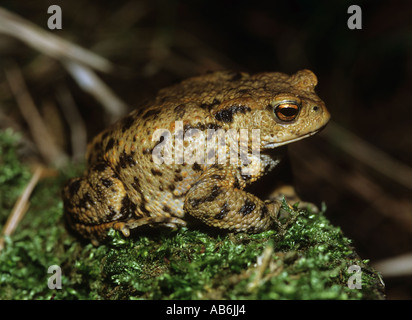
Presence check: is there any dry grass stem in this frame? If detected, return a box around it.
[5,63,68,167]
[247,243,274,292]
[291,142,412,234]
[323,122,412,192]
[0,7,112,73]
[63,61,128,119]
[56,85,87,162]
[0,6,128,119]
[372,252,412,277]
[0,165,44,251]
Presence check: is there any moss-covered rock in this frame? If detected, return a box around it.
[0,129,385,299]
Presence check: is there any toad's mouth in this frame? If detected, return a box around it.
[263,127,324,149]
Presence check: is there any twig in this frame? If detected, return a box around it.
[63,60,127,119]
[290,141,412,234]
[0,6,112,73]
[56,85,87,162]
[0,166,44,252]
[372,252,412,277]
[247,244,274,292]
[322,121,412,192]
[4,62,68,167]
[0,6,128,119]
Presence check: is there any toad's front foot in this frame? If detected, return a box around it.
[184,167,287,233]
[113,216,187,238]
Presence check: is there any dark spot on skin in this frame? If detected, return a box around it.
[206,123,222,130]
[117,158,126,170]
[121,115,135,133]
[238,88,251,95]
[204,186,221,202]
[163,205,172,214]
[238,199,256,216]
[196,123,206,131]
[211,174,223,180]
[233,176,241,189]
[101,178,113,188]
[189,184,222,208]
[214,202,230,220]
[214,105,251,123]
[159,185,164,191]
[142,108,160,119]
[105,138,115,153]
[79,192,93,208]
[107,206,117,220]
[183,124,194,133]
[151,168,163,176]
[131,176,140,191]
[168,184,175,191]
[260,205,268,219]
[126,153,136,166]
[200,98,220,111]
[120,196,136,218]
[174,104,186,118]
[118,151,136,169]
[68,179,81,196]
[192,163,202,172]
[174,173,183,182]
[214,109,233,123]
[189,198,202,208]
[140,202,150,215]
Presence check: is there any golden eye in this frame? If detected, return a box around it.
[274,102,300,122]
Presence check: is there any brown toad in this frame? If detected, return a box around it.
[62,70,330,245]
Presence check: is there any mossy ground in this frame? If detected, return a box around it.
[0,129,385,300]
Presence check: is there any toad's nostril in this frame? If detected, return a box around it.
[313,106,319,112]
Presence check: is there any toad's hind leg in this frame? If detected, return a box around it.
[184,167,281,233]
[62,162,185,245]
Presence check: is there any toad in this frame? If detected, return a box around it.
[62,70,330,245]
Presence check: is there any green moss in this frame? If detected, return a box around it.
[0,129,385,300]
[0,129,31,224]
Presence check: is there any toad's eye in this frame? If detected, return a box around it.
[274,102,300,122]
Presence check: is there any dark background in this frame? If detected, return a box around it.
[1,0,411,299]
